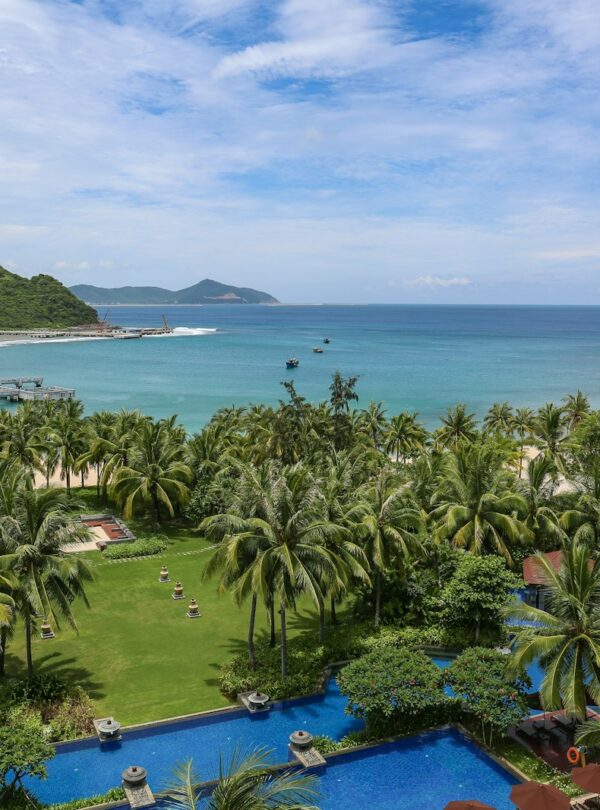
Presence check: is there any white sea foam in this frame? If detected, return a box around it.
[0,336,108,349]
[145,327,218,337]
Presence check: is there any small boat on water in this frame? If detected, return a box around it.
[323,337,330,344]
[286,358,299,369]
[313,347,324,354]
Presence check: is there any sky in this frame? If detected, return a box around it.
[0,0,599,304]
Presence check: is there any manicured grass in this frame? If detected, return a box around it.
[5,521,320,725]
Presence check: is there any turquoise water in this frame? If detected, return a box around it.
[2,305,600,431]
[26,678,362,805]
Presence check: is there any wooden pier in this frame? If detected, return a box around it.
[0,377,75,402]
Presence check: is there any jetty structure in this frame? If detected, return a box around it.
[0,377,75,402]
[0,315,173,342]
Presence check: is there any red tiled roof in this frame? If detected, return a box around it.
[522,551,565,586]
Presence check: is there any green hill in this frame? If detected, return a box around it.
[0,266,98,329]
[70,278,278,305]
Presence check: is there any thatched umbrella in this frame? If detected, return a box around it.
[445,801,496,810]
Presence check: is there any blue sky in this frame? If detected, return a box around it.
[0,0,599,303]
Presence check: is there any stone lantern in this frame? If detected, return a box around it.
[40,618,55,639]
[159,565,170,583]
[172,581,184,600]
[187,598,201,618]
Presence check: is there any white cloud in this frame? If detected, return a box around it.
[0,0,598,302]
[406,275,472,289]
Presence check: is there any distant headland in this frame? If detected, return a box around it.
[70,278,279,305]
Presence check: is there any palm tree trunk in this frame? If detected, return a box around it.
[374,570,382,627]
[248,593,257,670]
[269,601,276,647]
[151,489,161,524]
[0,627,6,678]
[319,604,325,643]
[81,470,85,488]
[96,464,101,499]
[25,617,33,678]
[475,614,481,643]
[280,600,287,679]
[330,596,337,625]
[65,467,71,496]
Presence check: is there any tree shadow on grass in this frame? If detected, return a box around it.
[5,650,105,700]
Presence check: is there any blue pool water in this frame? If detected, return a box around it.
[317,728,518,810]
[27,678,362,805]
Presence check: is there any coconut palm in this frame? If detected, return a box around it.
[208,464,344,677]
[314,456,371,632]
[359,402,388,449]
[563,391,591,432]
[350,467,424,626]
[484,402,514,437]
[431,442,532,564]
[111,422,192,523]
[518,456,565,549]
[532,403,568,472]
[161,748,319,810]
[512,407,535,477]
[436,404,478,449]
[385,412,427,463]
[46,407,86,495]
[506,544,600,720]
[0,488,93,676]
[561,493,600,548]
[0,409,43,480]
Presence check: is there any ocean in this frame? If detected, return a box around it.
[1,304,600,433]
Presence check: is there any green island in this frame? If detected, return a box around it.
[0,267,98,330]
[1,379,600,808]
[70,278,278,305]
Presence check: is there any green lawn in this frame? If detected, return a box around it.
[5,522,320,725]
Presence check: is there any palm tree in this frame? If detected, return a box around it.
[484,402,514,437]
[359,402,387,449]
[532,403,568,472]
[561,493,600,548]
[350,468,424,626]
[512,407,535,477]
[46,407,86,495]
[436,404,478,449]
[431,443,531,564]
[111,423,192,523]
[518,456,565,549]
[506,544,600,720]
[385,412,427,463]
[563,391,590,432]
[206,465,343,677]
[161,748,318,810]
[315,455,371,632]
[201,463,274,669]
[0,409,43,480]
[0,488,93,676]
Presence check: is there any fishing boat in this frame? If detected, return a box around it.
[313,347,324,354]
[323,337,330,344]
[286,358,299,369]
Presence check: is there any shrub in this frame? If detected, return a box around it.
[5,674,69,705]
[47,688,95,741]
[338,647,448,736]
[103,535,168,559]
[47,787,126,810]
[446,647,530,746]
[0,707,54,794]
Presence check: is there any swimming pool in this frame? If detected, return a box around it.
[26,678,363,805]
[318,728,518,810]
